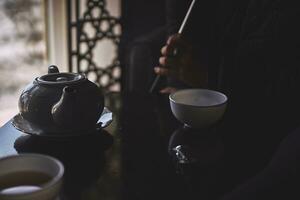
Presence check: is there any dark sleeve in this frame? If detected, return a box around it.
[236,0,300,97]
[231,0,300,144]
[219,0,300,186]
[236,0,300,94]
[221,127,300,200]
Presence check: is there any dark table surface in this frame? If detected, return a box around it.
[0,92,228,200]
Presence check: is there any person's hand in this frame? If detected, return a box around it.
[159,86,178,94]
[154,34,207,88]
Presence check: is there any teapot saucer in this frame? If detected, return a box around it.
[11,107,113,138]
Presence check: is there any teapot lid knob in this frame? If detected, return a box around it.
[48,65,59,74]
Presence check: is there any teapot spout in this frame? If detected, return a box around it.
[51,86,76,128]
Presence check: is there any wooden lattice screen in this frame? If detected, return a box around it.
[67,0,121,91]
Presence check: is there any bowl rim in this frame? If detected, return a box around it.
[169,88,228,108]
[0,153,64,197]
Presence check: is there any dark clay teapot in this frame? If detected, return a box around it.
[17,65,104,134]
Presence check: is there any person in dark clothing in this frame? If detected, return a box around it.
[156,0,300,195]
[221,127,300,200]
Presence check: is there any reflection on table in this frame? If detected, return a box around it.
[0,92,229,200]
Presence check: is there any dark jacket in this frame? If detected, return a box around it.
[167,0,300,187]
[222,127,300,200]
[216,0,300,184]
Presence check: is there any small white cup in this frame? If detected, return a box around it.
[0,153,64,200]
[169,89,228,129]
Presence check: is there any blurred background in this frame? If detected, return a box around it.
[0,0,46,125]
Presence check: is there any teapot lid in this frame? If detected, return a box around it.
[37,73,86,85]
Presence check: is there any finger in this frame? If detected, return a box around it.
[159,87,178,94]
[166,34,181,45]
[161,45,168,56]
[154,67,169,76]
[166,34,189,54]
[154,66,180,78]
[159,57,167,67]
[159,57,178,68]
[161,45,178,56]
[166,35,181,55]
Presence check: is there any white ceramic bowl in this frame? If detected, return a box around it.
[0,154,64,200]
[169,89,228,129]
